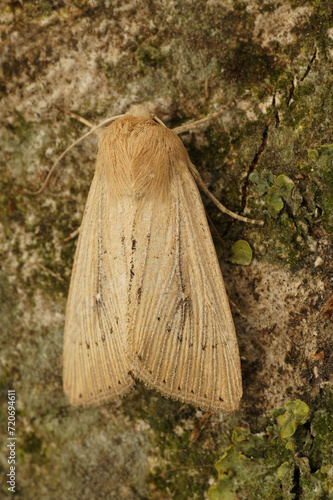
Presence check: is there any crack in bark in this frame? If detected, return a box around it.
[229,47,317,215]
[287,47,317,107]
[241,46,318,210]
[291,464,301,499]
[241,117,272,211]
[300,46,318,82]
[272,92,280,128]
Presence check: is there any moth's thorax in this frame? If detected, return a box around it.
[97,115,189,200]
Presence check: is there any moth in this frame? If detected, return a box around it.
[49,105,260,413]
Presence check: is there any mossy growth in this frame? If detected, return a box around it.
[249,170,297,216]
[136,395,223,500]
[208,394,333,500]
[297,144,333,234]
[250,143,333,239]
[134,38,166,72]
[248,166,321,268]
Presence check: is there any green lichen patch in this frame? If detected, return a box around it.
[279,400,310,441]
[267,175,295,212]
[250,170,296,214]
[209,445,247,500]
[208,395,333,500]
[297,143,333,234]
[248,169,275,197]
[228,240,253,266]
[247,162,331,268]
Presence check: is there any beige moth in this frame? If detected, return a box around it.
[62,104,246,413]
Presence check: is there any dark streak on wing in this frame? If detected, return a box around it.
[96,194,113,338]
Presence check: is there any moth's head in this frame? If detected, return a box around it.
[127,104,152,120]
[97,104,189,202]
[94,105,153,139]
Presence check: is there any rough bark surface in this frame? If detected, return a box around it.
[0,1,332,499]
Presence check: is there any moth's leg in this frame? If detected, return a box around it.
[229,298,246,319]
[37,263,65,282]
[190,412,212,442]
[63,227,81,243]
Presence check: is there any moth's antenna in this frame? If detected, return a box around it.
[170,108,263,226]
[189,163,264,226]
[27,114,124,195]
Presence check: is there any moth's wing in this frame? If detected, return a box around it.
[127,166,242,413]
[63,167,134,406]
